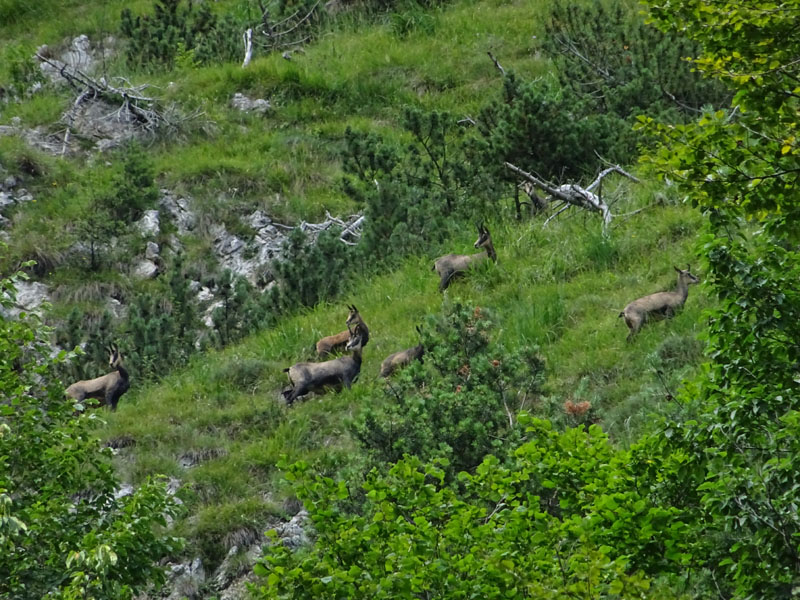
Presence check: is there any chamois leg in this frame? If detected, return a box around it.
[624,315,641,343]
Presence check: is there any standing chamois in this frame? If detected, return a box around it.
[315,305,369,356]
[283,323,366,405]
[433,223,497,292]
[65,345,130,411]
[379,326,424,378]
[620,265,700,342]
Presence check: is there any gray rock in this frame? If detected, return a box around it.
[168,558,205,600]
[114,484,135,500]
[212,543,264,592]
[0,192,13,212]
[145,241,160,260]
[231,93,271,115]
[196,286,214,303]
[247,209,272,230]
[132,259,159,280]
[15,281,50,313]
[212,224,245,256]
[105,297,127,319]
[3,175,18,190]
[159,190,195,234]
[203,300,224,328]
[14,189,33,205]
[137,209,160,237]
[274,510,310,550]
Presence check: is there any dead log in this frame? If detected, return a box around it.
[35,53,188,135]
[504,161,640,232]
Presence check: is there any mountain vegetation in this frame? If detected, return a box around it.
[1,0,798,598]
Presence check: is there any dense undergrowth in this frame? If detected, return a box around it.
[100,199,707,569]
[9,0,798,598]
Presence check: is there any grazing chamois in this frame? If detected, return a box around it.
[433,223,497,292]
[315,304,370,356]
[379,326,424,378]
[620,265,700,342]
[65,345,130,411]
[283,323,366,405]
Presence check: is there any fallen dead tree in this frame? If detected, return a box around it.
[272,211,364,246]
[35,53,196,143]
[505,161,641,232]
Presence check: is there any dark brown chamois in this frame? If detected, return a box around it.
[284,323,366,405]
[432,223,497,292]
[379,326,424,378]
[619,265,700,342]
[315,304,370,356]
[65,345,130,411]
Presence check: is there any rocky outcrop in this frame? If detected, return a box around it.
[231,93,271,115]
[159,190,196,235]
[0,280,51,319]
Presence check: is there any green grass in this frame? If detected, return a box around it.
[1,0,712,573]
[98,197,708,568]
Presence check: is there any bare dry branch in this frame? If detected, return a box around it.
[487,51,506,76]
[505,161,640,232]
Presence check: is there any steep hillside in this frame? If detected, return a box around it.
[1,0,718,597]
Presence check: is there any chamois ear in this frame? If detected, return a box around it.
[351,304,358,313]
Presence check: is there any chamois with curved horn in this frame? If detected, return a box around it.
[619,264,700,342]
[315,304,370,356]
[65,344,130,411]
[284,323,366,405]
[379,326,424,378]
[432,223,497,292]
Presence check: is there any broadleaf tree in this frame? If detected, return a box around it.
[0,267,183,600]
[638,1,800,596]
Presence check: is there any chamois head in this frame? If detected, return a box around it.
[108,344,123,369]
[674,264,700,286]
[345,305,360,331]
[474,223,491,250]
[345,322,366,352]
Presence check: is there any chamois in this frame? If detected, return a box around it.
[283,323,366,405]
[433,223,497,292]
[379,326,424,378]
[315,304,369,356]
[620,265,700,342]
[65,345,130,411]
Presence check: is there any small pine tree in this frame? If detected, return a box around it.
[99,142,159,223]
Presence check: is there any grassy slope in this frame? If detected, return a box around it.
[102,196,707,566]
[2,0,709,573]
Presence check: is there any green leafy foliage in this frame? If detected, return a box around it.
[0,268,182,600]
[254,418,691,599]
[638,1,800,596]
[352,303,544,478]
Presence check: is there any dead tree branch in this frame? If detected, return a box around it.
[487,51,506,76]
[242,28,254,67]
[272,212,364,246]
[35,53,177,134]
[504,161,640,232]
[251,0,321,55]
